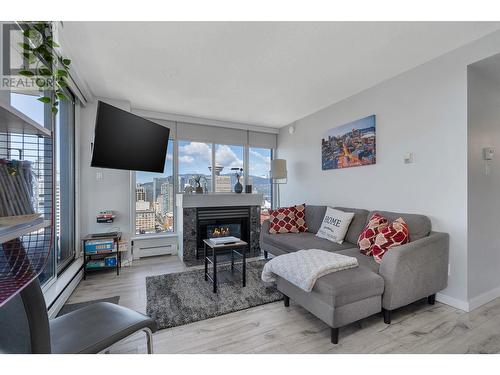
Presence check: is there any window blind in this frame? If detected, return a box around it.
[176,121,277,148]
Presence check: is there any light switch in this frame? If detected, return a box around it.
[404,153,414,164]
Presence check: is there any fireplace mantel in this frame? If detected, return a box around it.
[176,193,263,209]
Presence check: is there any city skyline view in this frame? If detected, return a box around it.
[137,142,271,184]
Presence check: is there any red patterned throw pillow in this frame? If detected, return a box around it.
[269,207,299,234]
[293,203,308,232]
[358,213,389,256]
[371,218,410,263]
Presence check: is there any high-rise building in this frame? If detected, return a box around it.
[135,210,155,234]
[136,200,150,211]
[136,185,146,201]
[160,182,174,215]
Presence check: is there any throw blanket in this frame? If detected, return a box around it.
[261,249,358,292]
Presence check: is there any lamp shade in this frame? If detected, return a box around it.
[270,159,287,180]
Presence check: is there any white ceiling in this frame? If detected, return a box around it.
[62,22,500,128]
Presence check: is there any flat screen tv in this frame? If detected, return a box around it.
[91,101,170,173]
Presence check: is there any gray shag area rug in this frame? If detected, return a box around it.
[146,260,282,330]
[57,296,120,317]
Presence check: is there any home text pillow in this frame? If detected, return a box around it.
[293,203,308,232]
[316,207,355,244]
[358,213,389,256]
[269,207,299,234]
[371,218,410,263]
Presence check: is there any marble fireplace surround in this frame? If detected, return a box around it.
[176,193,264,264]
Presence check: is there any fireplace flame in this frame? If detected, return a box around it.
[212,227,230,237]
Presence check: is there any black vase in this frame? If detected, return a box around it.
[234,180,243,194]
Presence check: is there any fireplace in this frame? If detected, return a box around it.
[196,207,250,258]
[178,193,263,264]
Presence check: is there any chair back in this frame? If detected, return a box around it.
[0,278,51,353]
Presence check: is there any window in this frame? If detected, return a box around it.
[9,91,55,285]
[134,138,274,233]
[55,91,76,273]
[178,141,212,193]
[135,139,174,234]
[249,147,272,223]
[214,144,244,192]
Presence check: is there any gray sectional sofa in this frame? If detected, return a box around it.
[260,205,449,344]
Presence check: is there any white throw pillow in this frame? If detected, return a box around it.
[316,207,355,244]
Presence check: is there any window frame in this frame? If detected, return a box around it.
[55,89,76,275]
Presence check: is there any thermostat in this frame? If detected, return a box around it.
[483,147,495,160]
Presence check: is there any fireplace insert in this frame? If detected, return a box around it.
[196,207,250,258]
[206,223,242,239]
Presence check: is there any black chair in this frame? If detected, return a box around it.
[0,278,157,354]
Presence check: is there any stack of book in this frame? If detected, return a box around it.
[84,239,115,254]
[209,236,240,245]
[96,210,116,223]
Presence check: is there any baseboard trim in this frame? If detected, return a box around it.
[436,292,469,312]
[468,285,500,312]
[47,269,83,318]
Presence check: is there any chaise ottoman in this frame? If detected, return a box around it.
[276,265,384,344]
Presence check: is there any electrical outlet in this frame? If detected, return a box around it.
[404,152,414,164]
[96,170,103,181]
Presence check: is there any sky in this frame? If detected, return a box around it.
[137,141,271,184]
[323,115,376,139]
[11,92,45,125]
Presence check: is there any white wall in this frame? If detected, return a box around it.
[79,98,132,241]
[467,60,500,307]
[278,30,500,309]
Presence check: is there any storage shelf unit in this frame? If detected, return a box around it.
[82,233,122,279]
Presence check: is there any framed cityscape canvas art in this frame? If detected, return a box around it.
[321,115,376,170]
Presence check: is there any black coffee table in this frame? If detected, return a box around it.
[203,238,248,293]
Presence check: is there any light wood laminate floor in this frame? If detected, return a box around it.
[67,255,500,354]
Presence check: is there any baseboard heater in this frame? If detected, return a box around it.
[132,237,177,259]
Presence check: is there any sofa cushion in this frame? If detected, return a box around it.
[369,210,431,242]
[269,207,299,234]
[316,207,355,244]
[337,248,380,273]
[334,207,370,244]
[358,213,389,255]
[371,218,409,263]
[294,203,308,232]
[305,205,327,234]
[312,265,384,307]
[262,231,355,253]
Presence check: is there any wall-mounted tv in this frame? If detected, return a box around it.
[91,101,170,173]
